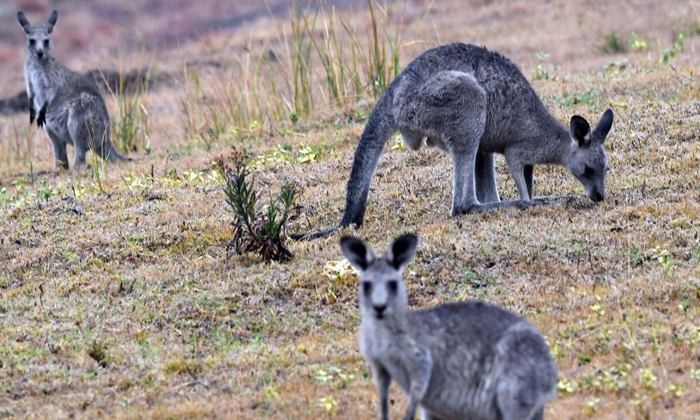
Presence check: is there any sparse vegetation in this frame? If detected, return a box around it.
[533,51,551,81]
[109,67,151,154]
[659,32,686,64]
[223,154,301,262]
[601,33,627,54]
[180,0,401,143]
[628,32,648,51]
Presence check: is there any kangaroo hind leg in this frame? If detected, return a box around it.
[404,71,488,216]
[524,165,534,200]
[475,153,500,203]
[68,113,107,168]
[47,128,69,171]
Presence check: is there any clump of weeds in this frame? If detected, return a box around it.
[223,153,301,262]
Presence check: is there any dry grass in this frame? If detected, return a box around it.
[1,0,700,419]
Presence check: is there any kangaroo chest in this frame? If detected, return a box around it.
[360,324,414,392]
[26,63,59,108]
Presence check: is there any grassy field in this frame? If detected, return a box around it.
[1,0,700,419]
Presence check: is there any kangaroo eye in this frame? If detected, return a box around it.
[362,282,372,295]
[43,39,49,47]
[29,39,36,46]
[584,166,595,177]
[387,281,398,293]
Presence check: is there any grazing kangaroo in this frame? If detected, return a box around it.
[18,10,131,170]
[341,234,558,420]
[293,43,614,240]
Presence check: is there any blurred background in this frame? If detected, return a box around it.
[0,0,354,63]
[2,0,698,70]
[1,0,699,171]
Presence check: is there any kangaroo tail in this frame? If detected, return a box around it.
[75,98,134,164]
[289,227,338,242]
[104,147,133,162]
[338,90,398,228]
[291,84,399,242]
[99,126,133,163]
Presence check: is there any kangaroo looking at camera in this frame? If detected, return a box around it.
[341,234,558,420]
[18,10,131,170]
[293,43,614,240]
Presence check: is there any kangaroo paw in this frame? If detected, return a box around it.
[36,102,48,129]
[29,107,36,125]
[451,204,481,216]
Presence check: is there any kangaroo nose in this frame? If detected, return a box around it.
[37,51,44,58]
[373,305,386,317]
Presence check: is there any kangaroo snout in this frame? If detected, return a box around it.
[37,50,44,58]
[589,190,604,202]
[373,304,386,318]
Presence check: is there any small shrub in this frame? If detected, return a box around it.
[318,396,337,417]
[224,155,301,262]
[533,52,550,81]
[558,90,603,108]
[391,136,406,151]
[605,58,628,73]
[583,397,601,415]
[87,339,109,368]
[601,33,627,54]
[664,383,686,397]
[37,181,55,202]
[659,32,685,65]
[0,186,10,203]
[628,32,648,51]
[557,378,574,395]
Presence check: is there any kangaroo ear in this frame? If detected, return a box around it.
[570,115,591,148]
[46,10,58,33]
[593,109,614,144]
[386,234,418,271]
[18,11,32,33]
[340,237,374,272]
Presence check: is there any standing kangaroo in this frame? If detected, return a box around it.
[18,10,130,170]
[341,234,558,420]
[294,43,614,239]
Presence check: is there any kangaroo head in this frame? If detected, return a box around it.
[567,109,614,202]
[340,234,418,320]
[17,10,58,60]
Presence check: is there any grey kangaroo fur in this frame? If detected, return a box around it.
[341,234,558,420]
[294,43,614,240]
[18,10,131,170]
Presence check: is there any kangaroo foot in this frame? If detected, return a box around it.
[290,227,338,241]
[454,200,537,215]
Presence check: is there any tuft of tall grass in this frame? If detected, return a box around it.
[179,0,404,148]
[88,118,107,195]
[291,7,315,117]
[106,67,151,155]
